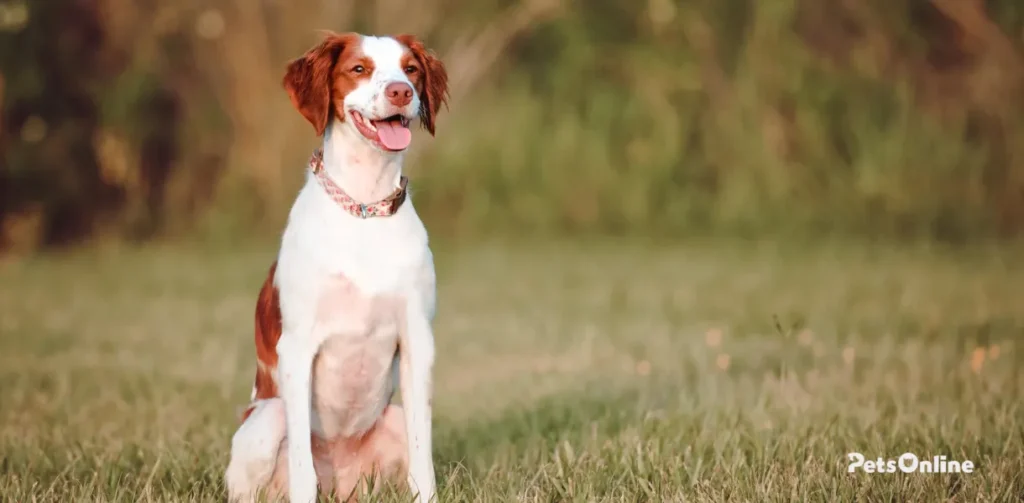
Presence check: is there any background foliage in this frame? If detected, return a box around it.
[2,0,1024,251]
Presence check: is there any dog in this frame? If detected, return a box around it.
[224,32,448,503]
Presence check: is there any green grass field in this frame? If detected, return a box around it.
[1,240,1022,502]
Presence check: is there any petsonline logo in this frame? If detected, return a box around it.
[847,452,976,474]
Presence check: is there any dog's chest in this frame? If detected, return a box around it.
[309,273,403,438]
[277,187,431,438]
[305,236,419,439]
[335,244,412,295]
[310,210,426,296]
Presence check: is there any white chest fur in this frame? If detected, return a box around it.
[283,177,427,287]
[273,176,433,439]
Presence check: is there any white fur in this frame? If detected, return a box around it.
[224,399,287,501]
[226,35,437,503]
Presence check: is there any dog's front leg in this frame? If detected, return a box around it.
[400,295,437,503]
[278,333,319,503]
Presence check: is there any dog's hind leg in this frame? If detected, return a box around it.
[225,398,287,502]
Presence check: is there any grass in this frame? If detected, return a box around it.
[0,239,1022,502]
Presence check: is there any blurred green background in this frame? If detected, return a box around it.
[2,0,1024,252]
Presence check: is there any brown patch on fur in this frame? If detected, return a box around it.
[253,262,282,401]
[395,35,449,135]
[332,52,375,116]
[282,32,365,136]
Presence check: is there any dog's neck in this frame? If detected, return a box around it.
[320,120,405,204]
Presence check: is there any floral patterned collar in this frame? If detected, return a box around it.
[308,148,409,219]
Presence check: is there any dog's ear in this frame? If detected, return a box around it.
[283,32,354,136]
[395,34,449,136]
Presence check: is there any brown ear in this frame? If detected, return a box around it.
[396,34,449,136]
[282,33,353,136]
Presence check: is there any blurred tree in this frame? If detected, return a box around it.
[1,0,1023,249]
[0,0,123,250]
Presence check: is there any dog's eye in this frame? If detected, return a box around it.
[352,65,365,74]
[404,66,418,75]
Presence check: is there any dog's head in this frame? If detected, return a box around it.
[283,32,449,152]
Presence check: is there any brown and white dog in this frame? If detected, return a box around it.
[224,32,448,503]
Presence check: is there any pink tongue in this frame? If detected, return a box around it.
[375,120,411,150]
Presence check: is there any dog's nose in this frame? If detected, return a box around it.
[385,82,413,107]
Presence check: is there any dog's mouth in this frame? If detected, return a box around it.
[350,111,412,152]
